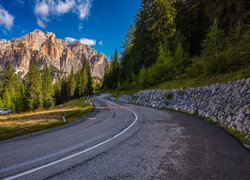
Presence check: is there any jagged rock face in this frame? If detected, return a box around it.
[0,29,108,79]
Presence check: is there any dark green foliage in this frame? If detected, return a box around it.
[25,60,44,111]
[165,92,173,100]
[54,81,62,105]
[0,98,3,108]
[103,50,120,89]
[102,0,250,91]
[174,0,249,56]
[42,66,55,108]
[205,0,250,32]
[173,41,185,76]
[15,81,26,112]
[0,63,21,112]
[93,78,103,92]
[83,59,94,95]
[137,45,175,88]
[0,59,94,112]
[68,68,76,98]
[174,0,209,55]
[187,21,250,77]
[119,25,135,84]
[54,59,93,104]
[201,20,226,75]
[132,0,176,70]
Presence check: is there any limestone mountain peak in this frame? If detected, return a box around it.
[0,30,108,80]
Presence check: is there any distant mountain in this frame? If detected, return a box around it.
[0,29,108,79]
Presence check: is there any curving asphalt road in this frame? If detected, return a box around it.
[0,94,250,180]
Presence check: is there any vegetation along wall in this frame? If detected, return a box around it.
[112,78,250,136]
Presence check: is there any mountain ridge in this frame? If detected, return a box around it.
[0,29,108,79]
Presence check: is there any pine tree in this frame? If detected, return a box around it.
[3,87,13,109]
[111,50,120,89]
[154,44,174,82]
[203,20,224,57]
[68,67,76,98]
[120,25,135,84]
[132,0,176,70]
[2,63,18,111]
[83,59,93,95]
[205,0,249,32]
[104,50,120,89]
[54,81,62,105]
[151,0,176,46]
[132,0,154,70]
[15,80,26,112]
[25,60,43,111]
[0,98,3,108]
[60,77,70,103]
[42,66,55,108]
[201,20,225,75]
[173,41,185,76]
[102,65,111,89]
[174,0,210,56]
[78,65,85,97]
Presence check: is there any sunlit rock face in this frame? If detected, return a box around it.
[0,29,108,79]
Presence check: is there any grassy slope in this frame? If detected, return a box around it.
[112,66,250,97]
[150,66,250,90]
[0,97,93,141]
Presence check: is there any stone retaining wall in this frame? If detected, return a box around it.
[111,78,250,136]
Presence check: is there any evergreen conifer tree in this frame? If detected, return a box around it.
[68,67,76,98]
[2,63,18,111]
[42,66,55,108]
[83,59,93,95]
[25,60,43,111]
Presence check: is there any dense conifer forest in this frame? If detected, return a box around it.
[103,0,250,90]
[0,59,93,112]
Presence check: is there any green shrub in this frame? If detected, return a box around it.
[187,57,205,78]
[165,92,173,100]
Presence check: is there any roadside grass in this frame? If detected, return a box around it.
[150,66,250,90]
[207,119,250,147]
[111,66,250,97]
[0,97,93,141]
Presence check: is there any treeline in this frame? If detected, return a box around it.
[0,59,93,112]
[103,0,250,90]
[54,59,93,105]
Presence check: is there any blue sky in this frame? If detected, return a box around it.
[0,0,141,59]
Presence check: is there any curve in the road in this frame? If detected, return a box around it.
[4,96,138,180]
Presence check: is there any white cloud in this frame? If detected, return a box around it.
[35,2,49,28]
[56,0,75,15]
[78,23,84,31]
[34,0,92,28]
[37,19,47,28]
[65,37,77,43]
[99,41,103,46]
[65,36,96,46]
[35,2,49,18]
[77,0,92,20]
[80,38,96,46]
[0,7,14,30]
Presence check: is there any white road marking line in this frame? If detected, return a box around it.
[4,96,138,180]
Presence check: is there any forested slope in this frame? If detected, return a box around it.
[103,0,250,90]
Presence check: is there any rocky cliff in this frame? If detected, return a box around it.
[0,29,108,79]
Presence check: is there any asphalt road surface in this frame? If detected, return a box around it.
[0,94,250,180]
